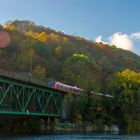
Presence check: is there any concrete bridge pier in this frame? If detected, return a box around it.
[42,117,55,132]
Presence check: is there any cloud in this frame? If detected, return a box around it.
[95,36,102,43]
[95,32,135,51]
[130,32,140,40]
[95,35,108,44]
[109,32,134,51]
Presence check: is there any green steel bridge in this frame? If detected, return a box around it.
[0,72,66,117]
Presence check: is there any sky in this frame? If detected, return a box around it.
[0,0,140,55]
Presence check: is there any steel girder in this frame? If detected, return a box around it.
[0,76,64,117]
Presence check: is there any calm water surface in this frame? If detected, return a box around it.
[1,133,140,140]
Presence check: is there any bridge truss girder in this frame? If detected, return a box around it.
[0,77,64,117]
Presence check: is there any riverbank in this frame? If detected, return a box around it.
[40,120,119,135]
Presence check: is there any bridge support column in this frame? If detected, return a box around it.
[47,117,51,131]
[43,117,55,132]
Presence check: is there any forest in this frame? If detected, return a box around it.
[0,20,140,133]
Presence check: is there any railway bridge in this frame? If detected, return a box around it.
[0,72,67,117]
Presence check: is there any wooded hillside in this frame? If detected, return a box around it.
[0,20,140,93]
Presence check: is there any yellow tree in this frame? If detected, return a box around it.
[25,30,38,39]
[109,69,140,133]
[37,32,47,42]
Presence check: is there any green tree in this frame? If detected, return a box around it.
[108,69,140,133]
[33,65,46,80]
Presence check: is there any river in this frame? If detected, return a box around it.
[1,133,140,140]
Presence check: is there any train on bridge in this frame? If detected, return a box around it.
[48,81,83,95]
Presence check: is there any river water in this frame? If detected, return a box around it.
[1,133,140,140]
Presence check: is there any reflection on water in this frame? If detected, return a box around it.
[1,133,140,140]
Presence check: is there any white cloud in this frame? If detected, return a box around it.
[95,36,102,43]
[95,35,109,44]
[130,32,140,40]
[109,32,134,51]
[94,32,135,51]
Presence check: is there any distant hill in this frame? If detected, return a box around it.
[0,20,140,92]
